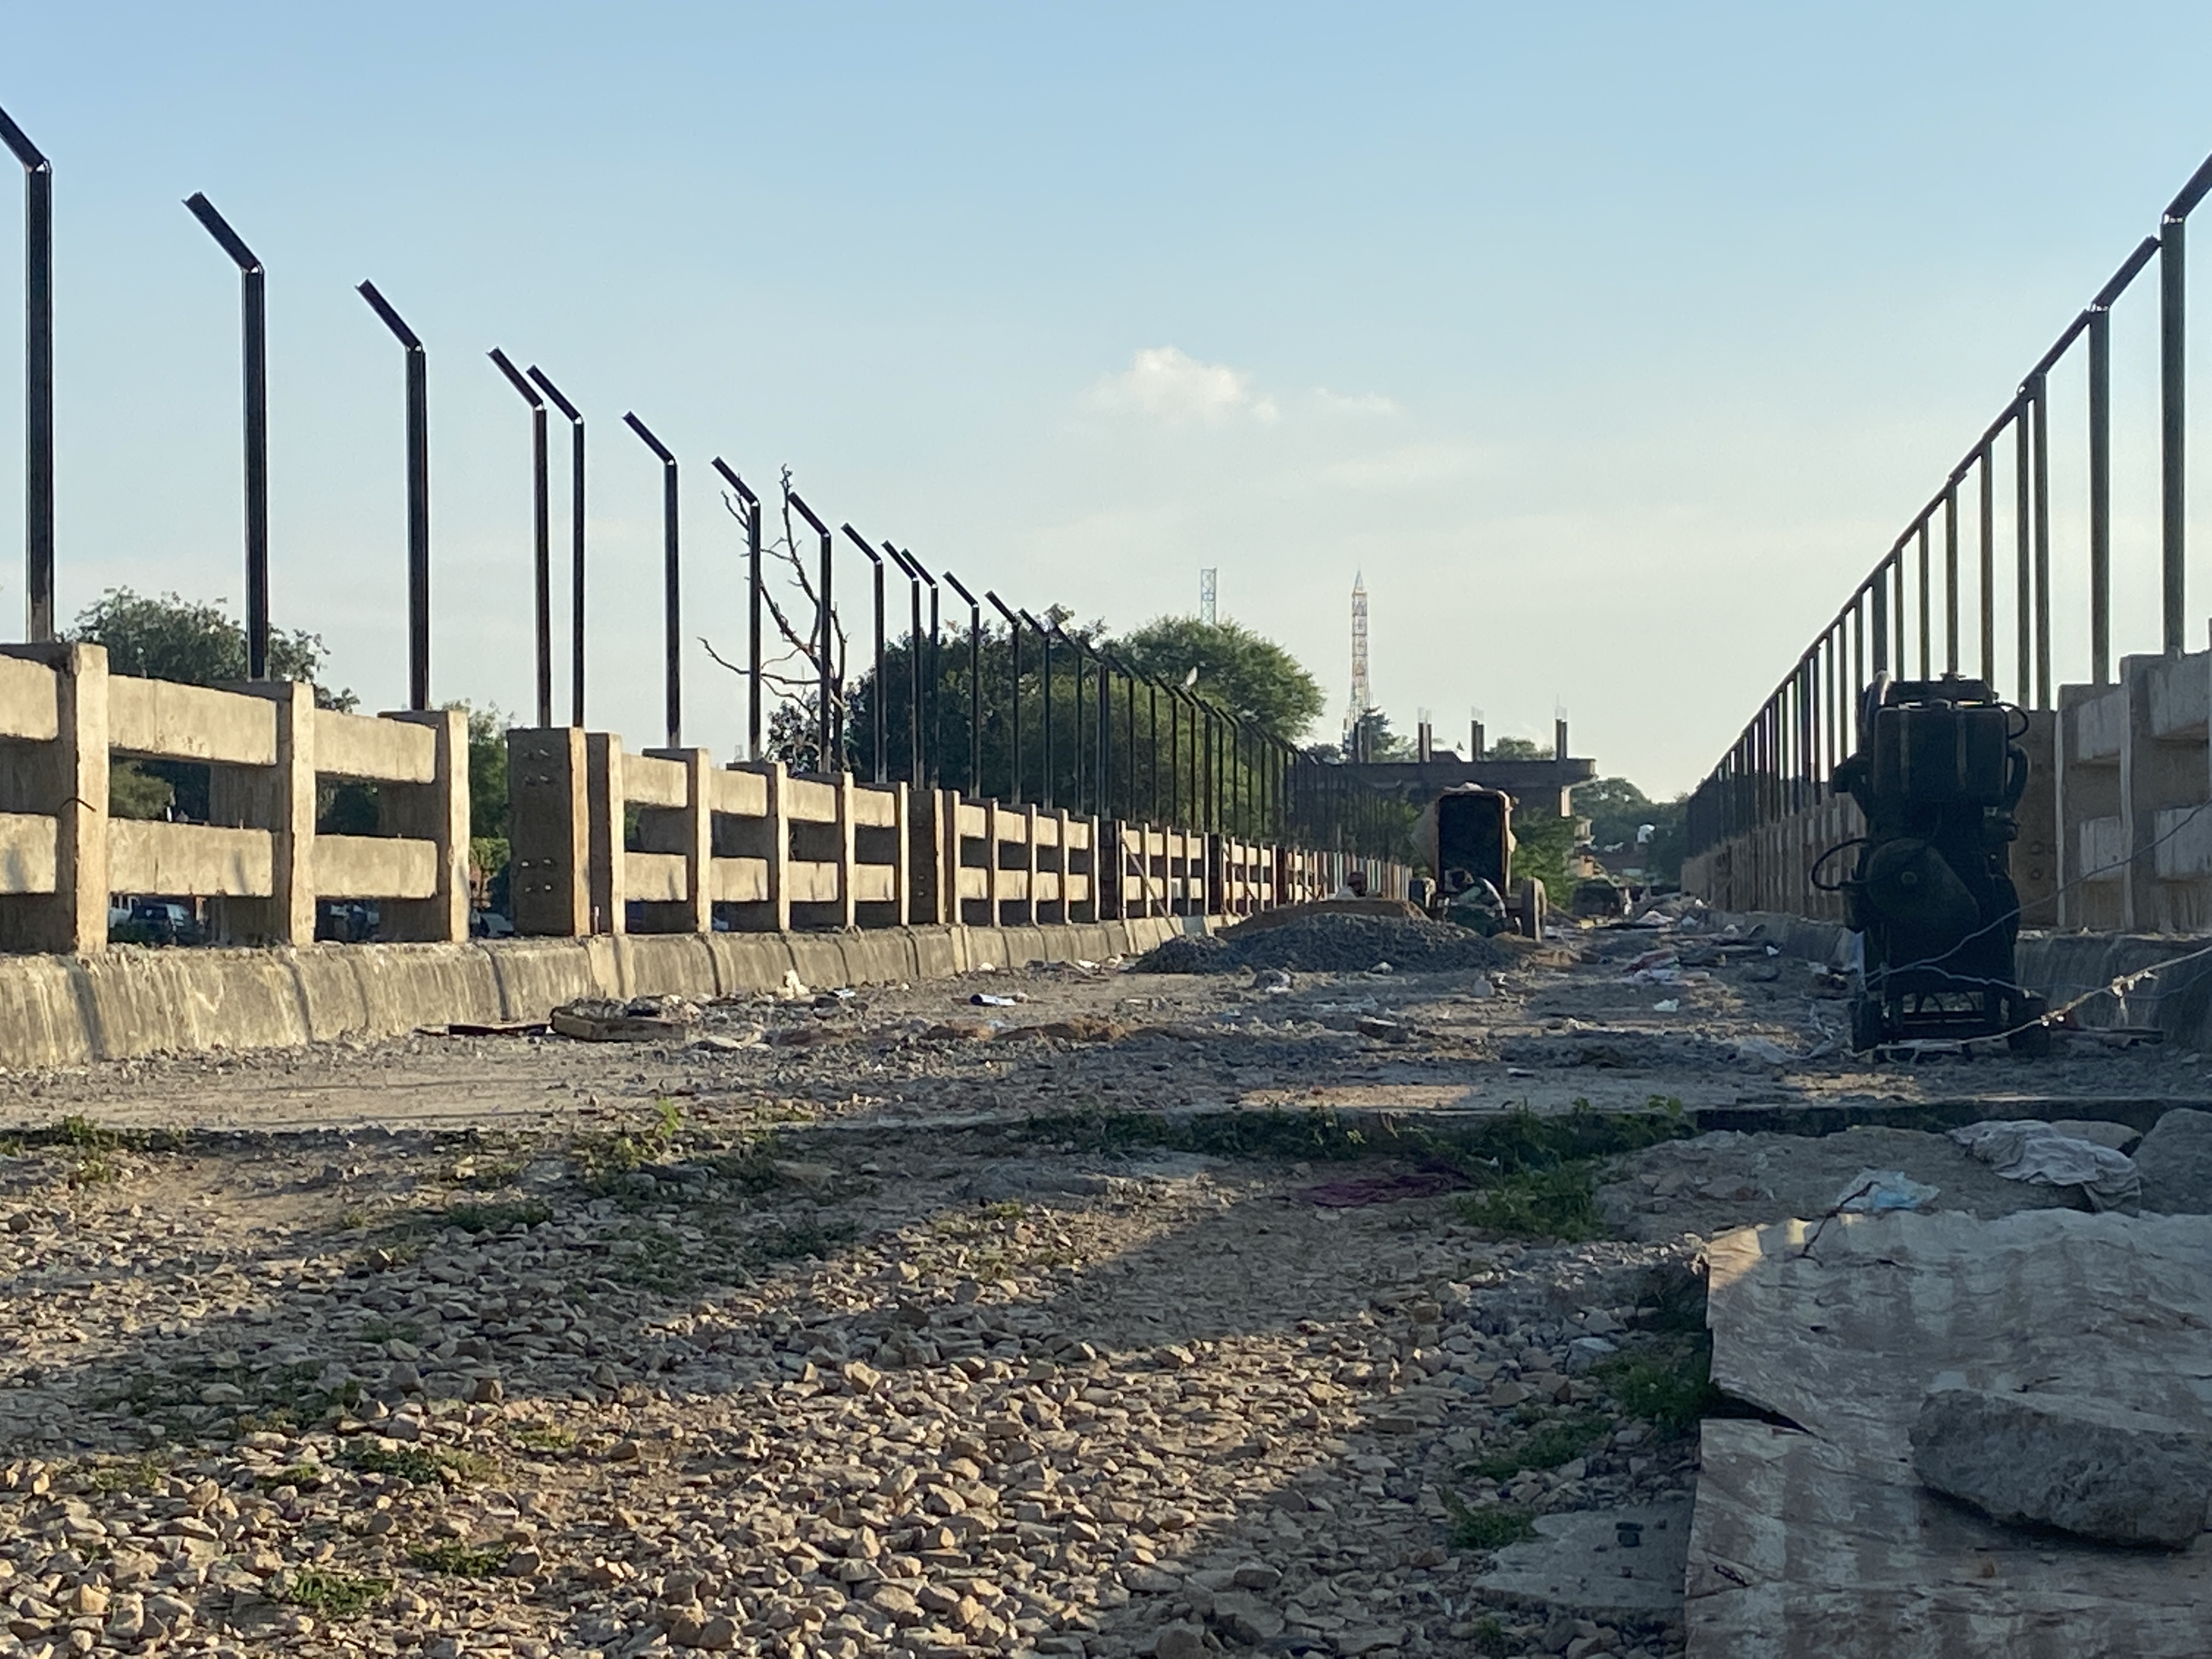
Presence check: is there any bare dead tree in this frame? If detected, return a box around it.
[700,466,853,733]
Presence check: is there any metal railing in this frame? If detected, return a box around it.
[1687,149,2212,860]
[0,97,1401,885]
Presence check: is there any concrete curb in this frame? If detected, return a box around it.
[0,917,1186,1071]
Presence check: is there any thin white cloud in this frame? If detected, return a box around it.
[1091,346,1279,424]
[1309,388,1402,418]
[1319,439,1489,489]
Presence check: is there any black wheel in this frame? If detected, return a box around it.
[2008,992,2052,1058]
[1849,995,1886,1054]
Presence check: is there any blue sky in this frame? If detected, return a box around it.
[2,3,2209,792]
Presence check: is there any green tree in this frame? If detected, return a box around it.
[1113,617,1323,742]
[1342,708,1414,762]
[1489,735,1547,760]
[440,703,512,899]
[70,588,354,709]
[1573,776,1688,883]
[69,589,356,822]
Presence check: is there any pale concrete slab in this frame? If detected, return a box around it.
[1473,1499,1691,1618]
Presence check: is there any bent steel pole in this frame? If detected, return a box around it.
[985,591,1022,800]
[1,107,52,642]
[884,544,923,783]
[942,571,982,794]
[527,366,587,726]
[786,492,836,771]
[712,460,761,759]
[1020,611,1053,809]
[357,281,430,708]
[840,524,888,782]
[894,546,941,788]
[489,349,552,727]
[624,414,682,749]
[187,193,270,678]
[2162,156,2212,654]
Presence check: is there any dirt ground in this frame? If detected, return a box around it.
[0,919,2195,1659]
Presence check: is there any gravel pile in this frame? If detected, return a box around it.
[1135,913,1512,977]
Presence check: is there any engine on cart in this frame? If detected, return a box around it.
[1826,673,2048,1055]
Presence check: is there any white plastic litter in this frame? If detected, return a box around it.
[1835,1169,1939,1213]
[1652,998,1680,1013]
[1949,1119,2142,1212]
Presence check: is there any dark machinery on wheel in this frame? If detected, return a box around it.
[1822,673,2047,1054]
[1411,786,1547,938]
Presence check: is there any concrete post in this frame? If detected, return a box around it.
[910,785,947,927]
[1020,805,1040,925]
[507,727,590,936]
[984,797,1004,926]
[0,642,108,955]
[834,771,858,930]
[381,706,469,942]
[586,732,625,935]
[211,678,315,945]
[889,781,912,927]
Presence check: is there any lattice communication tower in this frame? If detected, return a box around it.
[1345,573,1371,744]
[1199,567,1217,624]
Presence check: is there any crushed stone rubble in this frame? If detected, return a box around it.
[3,911,2203,1658]
[0,1124,1696,1659]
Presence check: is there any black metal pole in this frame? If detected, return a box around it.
[490,349,552,727]
[624,414,681,748]
[527,366,586,727]
[885,544,923,783]
[358,281,429,708]
[986,591,1021,801]
[2090,308,2112,684]
[891,546,939,788]
[188,194,269,678]
[1022,611,1054,810]
[711,459,761,758]
[1978,445,1995,686]
[840,525,887,783]
[3,108,53,642]
[2030,372,2051,708]
[787,492,835,772]
[2164,215,2190,653]
[945,571,981,794]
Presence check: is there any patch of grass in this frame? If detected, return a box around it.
[408,1540,509,1577]
[335,1207,373,1232]
[85,1454,169,1493]
[1459,1163,1605,1241]
[755,1217,856,1263]
[450,1156,524,1190]
[1464,1410,1610,1482]
[1465,1616,1510,1657]
[510,1421,575,1454]
[358,1318,424,1346]
[1592,1330,1721,1435]
[347,1441,498,1486]
[1445,1499,1538,1551]
[280,1567,391,1618]
[53,1114,116,1149]
[443,1199,551,1233]
[700,1138,792,1194]
[346,1443,444,1485]
[260,1463,327,1490]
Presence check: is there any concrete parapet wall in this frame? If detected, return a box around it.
[0,916,1191,1071]
[0,644,468,952]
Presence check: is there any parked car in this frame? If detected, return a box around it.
[112,900,202,947]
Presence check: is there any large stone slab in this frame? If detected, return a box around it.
[2135,1107,2212,1214]
[1911,1387,2212,1548]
